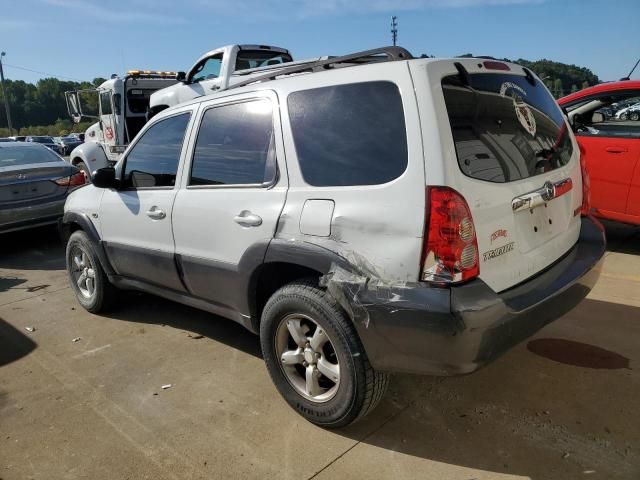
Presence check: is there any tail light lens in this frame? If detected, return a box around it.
[54,171,86,187]
[421,186,479,285]
[578,144,591,215]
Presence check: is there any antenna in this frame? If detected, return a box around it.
[621,57,640,81]
[391,16,398,46]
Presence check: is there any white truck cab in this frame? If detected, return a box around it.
[65,71,180,178]
[149,44,293,114]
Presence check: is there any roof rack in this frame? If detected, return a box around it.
[225,46,413,92]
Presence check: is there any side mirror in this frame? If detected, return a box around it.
[92,167,118,189]
[591,112,605,124]
[176,71,187,82]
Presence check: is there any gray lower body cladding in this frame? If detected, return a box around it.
[339,217,605,375]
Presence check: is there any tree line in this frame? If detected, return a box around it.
[0,56,601,136]
[0,77,105,137]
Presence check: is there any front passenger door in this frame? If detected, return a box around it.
[100,110,193,291]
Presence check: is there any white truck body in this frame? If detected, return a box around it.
[149,44,298,112]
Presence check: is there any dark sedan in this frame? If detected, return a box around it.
[0,143,85,233]
[59,136,84,155]
[25,136,65,155]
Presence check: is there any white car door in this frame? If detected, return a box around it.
[180,54,223,103]
[172,91,287,315]
[99,106,195,291]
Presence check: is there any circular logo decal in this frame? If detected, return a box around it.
[105,126,114,140]
[500,82,537,137]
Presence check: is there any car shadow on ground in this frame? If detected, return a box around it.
[602,220,640,255]
[0,317,37,367]
[0,225,65,270]
[102,291,262,359]
[332,297,640,480]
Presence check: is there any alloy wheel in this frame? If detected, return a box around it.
[70,246,96,299]
[275,313,341,403]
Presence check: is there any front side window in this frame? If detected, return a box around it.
[570,92,640,139]
[442,73,573,183]
[288,81,408,187]
[190,100,275,186]
[100,91,112,115]
[191,55,223,83]
[122,113,190,188]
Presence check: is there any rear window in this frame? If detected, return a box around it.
[0,145,60,166]
[235,50,293,70]
[288,81,408,187]
[442,73,573,183]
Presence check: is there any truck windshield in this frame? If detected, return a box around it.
[442,72,573,183]
[235,50,292,70]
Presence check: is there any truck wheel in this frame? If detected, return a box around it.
[75,161,91,182]
[66,230,116,313]
[260,279,389,428]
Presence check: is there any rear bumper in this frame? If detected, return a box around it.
[0,198,66,234]
[353,216,606,375]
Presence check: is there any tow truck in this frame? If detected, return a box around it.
[65,44,295,179]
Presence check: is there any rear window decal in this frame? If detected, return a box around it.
[500,82,537,137]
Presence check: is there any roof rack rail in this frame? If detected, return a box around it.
[225,46,413,92]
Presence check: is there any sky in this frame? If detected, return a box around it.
[0,0,638,85]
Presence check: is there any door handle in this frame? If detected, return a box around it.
[146,206,166,220]
[234,210,262,227]
[605,147,628,153]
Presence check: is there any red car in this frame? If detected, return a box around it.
[559,80,640,225]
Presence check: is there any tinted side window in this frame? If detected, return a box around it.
[288,82,408,187]
[190,100,275,186]
[123,113,190,188]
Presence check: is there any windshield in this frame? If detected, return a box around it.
[235,50,292,70]
[0,145,60,166]
[442,72,573,183]
[30,137,53,144]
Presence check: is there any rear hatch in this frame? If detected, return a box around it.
[426,59,582,293]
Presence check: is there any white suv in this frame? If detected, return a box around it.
[61,47,605,428]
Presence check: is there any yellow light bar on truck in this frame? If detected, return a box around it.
[127,70,178,77]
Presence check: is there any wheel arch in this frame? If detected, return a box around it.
[247,239,357,332]
[61,212,115,276]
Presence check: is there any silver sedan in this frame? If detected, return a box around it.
[0,142,85,234]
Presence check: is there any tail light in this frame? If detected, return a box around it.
[54,171,86,187]
[578,144,591,215]
[421,187,479,285]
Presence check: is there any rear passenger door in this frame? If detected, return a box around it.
[172,91,287,314]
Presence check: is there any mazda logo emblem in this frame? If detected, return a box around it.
[16,173,26,180]
[541,181,555,202]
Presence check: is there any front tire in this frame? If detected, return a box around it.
[260,279,389,428]
[66,230,116,313]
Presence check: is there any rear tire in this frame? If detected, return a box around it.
[630,112,640,121]
[260,279,389,428]
[66,230,116,313]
